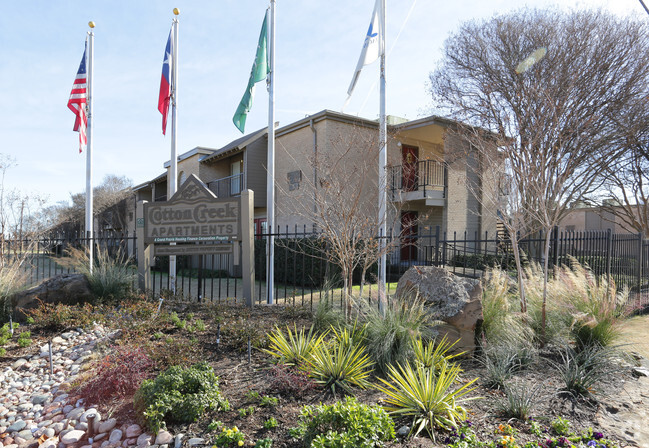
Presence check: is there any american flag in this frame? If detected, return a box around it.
[68,44,88,153]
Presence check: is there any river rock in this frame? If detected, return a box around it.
[97,419,116,434]
[124,425,141,439]
[153,432,172,446]
[61,430,86,445]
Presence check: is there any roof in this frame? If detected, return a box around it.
[132,172,167,191]
[163,146,217,168]
[201,128,268,163]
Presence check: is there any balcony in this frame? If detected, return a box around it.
[389,160,446,206]
[207,173,244,198]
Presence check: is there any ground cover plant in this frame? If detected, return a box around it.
[2,270,646,448]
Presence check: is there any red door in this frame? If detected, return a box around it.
[402,145,419,192]
[400,211,418,262]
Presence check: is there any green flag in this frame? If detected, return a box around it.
[233,13,269,133]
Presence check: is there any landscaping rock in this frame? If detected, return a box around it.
[11,274,94,322]
[61,430,86,445]
[395,265,483,353]
[108,430,122,444]
[124,425,141,439]
[153,432,172,446]
[97,420,116,434]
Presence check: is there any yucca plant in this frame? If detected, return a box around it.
[330,319,366,351]
[263,325,327,368]
[412,335,463,373]
[305,335,373,395]
[376,362,479,440]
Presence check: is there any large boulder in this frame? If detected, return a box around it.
[12,273,93,321]
[395,266,483,353]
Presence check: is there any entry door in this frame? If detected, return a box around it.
[230,161,242,196]
[402,145,419,192]
[400,211,418,262]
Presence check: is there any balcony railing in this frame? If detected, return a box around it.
[389,160,446,201]
[207,173,245,198]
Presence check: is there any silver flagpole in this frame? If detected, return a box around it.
[169,8,180,293]
[378,0,387,312]
[266,1,276,304]
[86,23,95,274]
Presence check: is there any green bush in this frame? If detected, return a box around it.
[297,397,395,448]
[134,362,229,432]
[17,331,31,348]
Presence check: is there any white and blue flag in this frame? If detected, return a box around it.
[345,0,383,102]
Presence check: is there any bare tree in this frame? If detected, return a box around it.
[45,174,133,233]
[597,102,649,236]
[430,8,649,341]
[276,125,406,315]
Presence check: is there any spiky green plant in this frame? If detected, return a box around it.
[305,334,373,395]
[263,325,327,368]
[376,362,479,440]
[551,344,616,397]
[494,380,541,420]
[412,335,463,373]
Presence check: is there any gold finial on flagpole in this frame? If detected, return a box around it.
[173,8,180,15]
[88,21,95,28]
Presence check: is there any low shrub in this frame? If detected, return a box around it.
[494,380,541,420]
[144,334,206,369]
[134,362,229,432]
[551,345,615,397]
[27,301,104,330]
[77,345,153,405]
[296,396,395,448]
[480,343,536,390]
[225,315,268,352]
[376,362,478,440]
[254,438,273,448]
[263,417,278,429]
[17,331,31,347]
[214,426,245,447]
[550,416,571,436]
[268,364,316,397]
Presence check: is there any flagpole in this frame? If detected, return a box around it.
[266,1,276,304]
[169,8,180,293]
[86,23,95,274]
[378,0,387,311]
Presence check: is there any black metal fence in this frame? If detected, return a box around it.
[4,226,649,310]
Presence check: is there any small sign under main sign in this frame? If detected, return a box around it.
[154,243,233,256]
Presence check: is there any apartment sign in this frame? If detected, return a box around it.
[143,175,240,244]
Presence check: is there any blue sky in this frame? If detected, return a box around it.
[0,0,643,206]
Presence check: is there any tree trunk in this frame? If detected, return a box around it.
[541,229,552,347]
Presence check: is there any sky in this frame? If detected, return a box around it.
[0,0,645,207]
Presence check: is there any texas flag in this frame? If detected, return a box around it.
[158,29,174,135]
